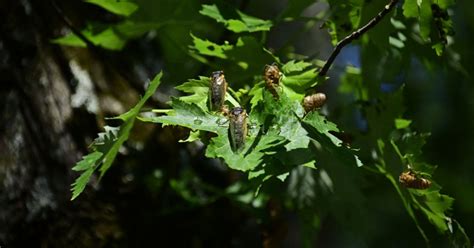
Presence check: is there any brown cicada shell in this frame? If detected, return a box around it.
[264,64,281,99]
[303,93,326,113]
[209,71,228,112]
[399,170,432,189]
[228,107,248,152]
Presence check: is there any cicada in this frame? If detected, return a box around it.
[303,93,326,113]
[399,170,432,189]
[228,107,248,152]
[209,71,227,112]
[264,64,281,99]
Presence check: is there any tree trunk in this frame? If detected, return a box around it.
[0,0,125,246]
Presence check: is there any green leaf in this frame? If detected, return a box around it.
[70,151,102,200]
[179,130,202,143]
[173,75,240,112]
[419,0,433,40]
[403,0,419,18]
[100,72,163,176]
[430,4,454,56]
[190,34,274,82]
[376,164,429,243]
[199,4,272,33]
[396,132,431,169]
[71,166,95,200]
[72,151,103,171]
[248,81,265,110]
[115,72,163,121]
[325,0,363,44]
[274,148,316,169]
[401,1,454,54]
[52,21,163,50]
[303,111,342,147]
[199,4,227,23]
[432,43,444,56]
[301,111,362,167]
[389,133,457,235]
[71,72,163,200]
[175,76,211,111]
[248,60,319,110]
[262,91,310,151]
[412,189,454,232]
[281,64,319,102]
[389,36,405,49]
[138,98,226,134]
[281,60,312,73]
[395,118,412,129]
[224,36,274,74]
[276,172,290,182]
[85,0,138,16]
[52,28,125,50]
[437,0,455,9]
[205,128,286,171]
[190,34,233,59]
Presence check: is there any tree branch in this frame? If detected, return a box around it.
[319,0,399,77]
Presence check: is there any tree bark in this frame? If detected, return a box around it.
[0,0,125,246]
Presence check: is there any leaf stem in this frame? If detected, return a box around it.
[318,0,399,77]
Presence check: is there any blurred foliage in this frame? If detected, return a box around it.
[53,0,474,247]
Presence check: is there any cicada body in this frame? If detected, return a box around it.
[209,71,227,112]
[264,64,281,99]
[228,107,248,152]
[303,93,326,113]
[399,170,432,189]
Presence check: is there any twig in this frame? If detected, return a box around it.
[319,0,399,77]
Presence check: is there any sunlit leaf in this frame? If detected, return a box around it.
[200,4,272,33]
[261,91,310,151]
[138,98,226,134]
[206,128,286,171]
[190,34,233,59]
[175,76,211,111]
[402,0,419,18]
[395,118,412,129]
[70,151,102,200]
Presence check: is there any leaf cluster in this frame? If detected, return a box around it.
[143,60,360,191]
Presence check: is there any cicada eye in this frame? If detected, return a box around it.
[230,106,244,116]
[211,71,224,81]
